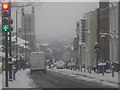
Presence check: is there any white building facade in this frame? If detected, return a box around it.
[109,2,118,62]
[79,18,86,66]
[83,10,98,67]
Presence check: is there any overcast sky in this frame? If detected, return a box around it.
[35,2,99,41]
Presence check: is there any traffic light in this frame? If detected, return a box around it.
[2,2,13,32]
[2,3,9,10]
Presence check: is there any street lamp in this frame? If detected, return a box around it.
[79,42,85,72]
[98,32,109,74]
[94,42,100,74]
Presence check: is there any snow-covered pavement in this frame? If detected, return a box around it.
[2,69,35,88]
[1,66,119,88]
[49,68,119,88]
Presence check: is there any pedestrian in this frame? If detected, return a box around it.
[22,59,26,70]
[93,65,96,72]
[92,59,97,72]
[28,61,31,68]
[14,60,18,73]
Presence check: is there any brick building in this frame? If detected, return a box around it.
[99,2,110,62]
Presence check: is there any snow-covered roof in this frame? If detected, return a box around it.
[79,42,85,45]
[98,63,106,66]
[111,61,119,64]
[12,36,29,45]
[19,44,30,49]
[31,52,44,54]
[41,43,48,46]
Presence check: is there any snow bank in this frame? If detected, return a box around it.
[12,36,29,44]
[3,69,35,88]
[98,63,106,66]
[9,69,34,88]
[49,68,119,88]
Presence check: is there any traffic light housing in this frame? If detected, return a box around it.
[2,2,13,32]
[2,3,9,10]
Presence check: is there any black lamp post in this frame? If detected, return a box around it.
[94,42,100,74]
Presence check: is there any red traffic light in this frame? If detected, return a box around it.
[2,3,9,10]
[2,10,9,17]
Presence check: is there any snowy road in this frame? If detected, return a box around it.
[29,69,115,88]
[1,68,119,89]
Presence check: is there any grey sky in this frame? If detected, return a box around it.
[35,2,99,41]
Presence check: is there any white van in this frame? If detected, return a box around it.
[30,52,46,73]
[56,61,65,69]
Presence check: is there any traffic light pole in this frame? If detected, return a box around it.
[8,2,13,81]
[16,10,18,70]
[97,8,100,74]
[5,31,8,87]
[2,1,13,87]
[9,31,13,81]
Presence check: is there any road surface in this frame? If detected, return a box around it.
[29,69,114,88]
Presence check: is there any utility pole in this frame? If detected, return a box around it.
[8,28,13,81]
[25,13,27,62]
[76,22,80,71]
[96,8,100,74]
[5,31,8,87]
[16,9,18,71]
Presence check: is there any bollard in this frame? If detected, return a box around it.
[112,66,114,77]
[87,66,89,73]
[78,66,80,71]
[8,60,13,81]
[71,66,72,70]
[97,66,99,74]
[102,66,104,76]
[13,66,15,80]
[84,66,86,72]
[81,66,82,72]
[90,66,91,74]
[13,69,15,80]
